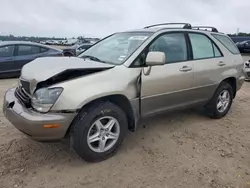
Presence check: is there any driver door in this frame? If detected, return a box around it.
[140,32,195,117]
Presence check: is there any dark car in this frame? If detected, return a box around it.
[63,43,92,56]
[236,40,250,53]
[0,41,63,78]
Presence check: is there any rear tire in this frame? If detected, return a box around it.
[205,82,233,119]
[72,101,128,162]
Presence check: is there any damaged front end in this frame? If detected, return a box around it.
[15,57,115,113]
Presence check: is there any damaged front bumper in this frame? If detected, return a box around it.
[3,88,77,141]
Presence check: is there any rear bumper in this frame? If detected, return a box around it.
[3,88,77,141]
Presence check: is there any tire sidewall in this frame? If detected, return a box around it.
[210,82,233,118]
[73,102,127,162]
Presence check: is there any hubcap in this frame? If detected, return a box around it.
[87,116,120,153]
[216,90,230,113]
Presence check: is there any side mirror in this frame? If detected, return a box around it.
[146,51,166,66]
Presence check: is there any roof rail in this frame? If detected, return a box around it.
[144,23,192,29]
[192,26,218,32]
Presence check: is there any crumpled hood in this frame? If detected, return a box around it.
[20,56,115,82]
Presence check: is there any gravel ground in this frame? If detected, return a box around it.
[0,56,250,188]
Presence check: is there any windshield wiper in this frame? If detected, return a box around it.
[81,55,105,63]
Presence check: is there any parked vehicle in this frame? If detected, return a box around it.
[3,23,245,162]
[236,40,250,53]
[243,60,250,80]
[63,43,93,56]
[40,41,46,45]
[45,40,54,45]
[0,41,63,77]
[64,38,78,46]
[230,36,250,44]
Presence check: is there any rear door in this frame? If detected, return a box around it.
[15,45,41,70]
[187,32,224,101]
[0,45,16,73]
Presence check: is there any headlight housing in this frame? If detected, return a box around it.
[31,87,63,113]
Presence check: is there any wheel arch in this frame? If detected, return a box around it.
[65,94,137,137]
[221,77,237,98]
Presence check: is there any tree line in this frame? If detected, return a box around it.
[0,34,66,42]
[0,35,101,42]
[228,33,250,37]
[1,33,250,42]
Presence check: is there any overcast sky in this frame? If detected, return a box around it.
[0,0,249,38]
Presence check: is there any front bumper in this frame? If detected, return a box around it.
[3,88,77,141]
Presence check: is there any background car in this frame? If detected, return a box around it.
[243,59,250,81]
[63,43,93,56]
[0,41,63,78]
[236,40,250,53]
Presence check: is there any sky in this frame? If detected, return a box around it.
[0,0,249,38]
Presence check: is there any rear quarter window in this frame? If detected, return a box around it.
[211,34,240,54]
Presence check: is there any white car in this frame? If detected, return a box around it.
[243,60,250,80]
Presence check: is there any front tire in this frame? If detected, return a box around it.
[72,101,128,162]
[205,82,233,119]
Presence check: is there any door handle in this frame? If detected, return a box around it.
[179,65,192,72]
[218,61,226,66]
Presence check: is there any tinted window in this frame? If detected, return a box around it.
[189,33,214,59]
[213,44,222,57]
[211,34,240,54]
[18,45,40,56]
[40,47,49,53]
[0,45,14,57]
[149,33,187,63]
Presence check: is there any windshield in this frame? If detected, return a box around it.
[78,32,152,65]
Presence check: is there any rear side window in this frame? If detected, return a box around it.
[189,33,214,59]
[0,45,14,57]
[213,44,222,57]
[188,33,222,59]
[211,34,240,54]
[17,45,40,56]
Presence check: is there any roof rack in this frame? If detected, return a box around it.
[192,26,218,32]
[144,23,192,29]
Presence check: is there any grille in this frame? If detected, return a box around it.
[20,79,30,94]
[14,86,31,107]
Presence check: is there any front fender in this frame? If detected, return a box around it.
[51,66,141,111]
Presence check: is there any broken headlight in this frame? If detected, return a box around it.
[31,87,63,113]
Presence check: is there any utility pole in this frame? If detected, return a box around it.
[237,28,239,35]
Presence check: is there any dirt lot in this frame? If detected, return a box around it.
[1,56,250,188]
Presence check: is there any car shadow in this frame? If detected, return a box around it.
[0,107,212,175]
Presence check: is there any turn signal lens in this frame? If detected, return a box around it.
[43,124,61,128]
